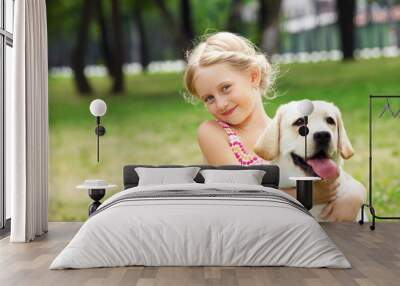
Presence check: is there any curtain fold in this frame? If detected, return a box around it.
[9,0,49,242]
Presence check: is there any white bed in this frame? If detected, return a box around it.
[50,182,351,269]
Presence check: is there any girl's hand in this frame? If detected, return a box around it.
[320,191,363,221]
[313,178,339,205]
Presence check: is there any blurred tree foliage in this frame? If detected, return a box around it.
[47,0,377,95]
[47,0,82,39]
[47,0,250,95]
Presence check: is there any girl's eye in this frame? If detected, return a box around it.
[222,85,231,93]
[326,117,335,125]
[292,118,305,126]
[204,95,215,103]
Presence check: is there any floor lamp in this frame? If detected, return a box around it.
[90,99,107,163]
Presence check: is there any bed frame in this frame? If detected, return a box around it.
[123,164,280,190]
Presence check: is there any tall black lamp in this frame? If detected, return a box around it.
[290,99,320,210]
[89,99,107,162]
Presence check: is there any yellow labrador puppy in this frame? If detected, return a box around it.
[254,100,365,221]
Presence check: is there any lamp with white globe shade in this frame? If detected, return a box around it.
[297,99,314,117]
[90,99,107,117]
[290,99,319,212]
[90,99,107,162]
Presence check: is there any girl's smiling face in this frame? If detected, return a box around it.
[193,63,261,125]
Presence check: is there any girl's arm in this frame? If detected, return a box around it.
[197,120,239,165]
[197,120,341,204]
[199,122,299,199]
[198,121,297,199]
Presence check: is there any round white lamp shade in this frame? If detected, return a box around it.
[90,99,107,117]
[297,99,314,116]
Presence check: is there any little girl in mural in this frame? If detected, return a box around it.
[183,31,365,221]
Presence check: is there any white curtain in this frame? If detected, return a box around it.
[8,0,49,242]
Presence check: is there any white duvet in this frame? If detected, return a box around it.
[50,183,351,269]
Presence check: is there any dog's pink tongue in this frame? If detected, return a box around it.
[306,158,339,180]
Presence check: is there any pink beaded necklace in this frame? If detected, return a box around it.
[216,120,266,166]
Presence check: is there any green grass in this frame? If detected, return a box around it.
[49,58,400,221]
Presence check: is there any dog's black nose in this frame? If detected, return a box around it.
[313,131,331,146]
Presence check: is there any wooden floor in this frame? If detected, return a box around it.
[0,222,399,286]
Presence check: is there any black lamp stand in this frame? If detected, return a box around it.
[88,188,105,216]
[95,116,106,163]
[298,116,310,158]
[297,116,314,210]
[296,180,313,210]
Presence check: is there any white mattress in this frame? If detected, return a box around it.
[50,183,351,269]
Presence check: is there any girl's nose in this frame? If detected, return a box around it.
[216,97,229,111]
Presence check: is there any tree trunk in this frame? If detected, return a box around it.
[226,0,242,33]
[95,0,115,78]
[258,0,282,55]
[111,0,124,93]
[133,4,150,72]
[258,0,266,47]
[71,0,94,95]
[336,0,356,60]
[180,0,195,51]
[153,0,187,57]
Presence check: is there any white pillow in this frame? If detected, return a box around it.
[135,167,200,186]
[200,169,266,185]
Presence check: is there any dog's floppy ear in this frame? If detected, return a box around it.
[254,108,282,161]
[335,108,354,159]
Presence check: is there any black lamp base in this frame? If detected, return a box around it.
[296,180,313,210]
[88,188,105,216]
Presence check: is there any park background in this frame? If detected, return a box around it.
[46,0,400,221]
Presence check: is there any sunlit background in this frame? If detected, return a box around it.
[46,0,400,221]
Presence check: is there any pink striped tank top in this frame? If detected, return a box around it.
[216,120,266,166]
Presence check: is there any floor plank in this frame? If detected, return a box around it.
[0,222,399,286]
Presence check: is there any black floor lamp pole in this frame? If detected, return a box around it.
[304,116,308,161]
[97,130,99,163]
[90,99,107,164]
[94,117,106,163]
[97,116,100,163]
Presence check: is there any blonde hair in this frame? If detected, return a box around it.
[184,32,276,100]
